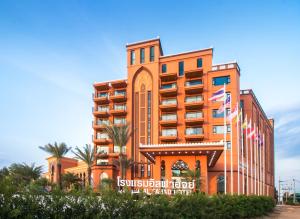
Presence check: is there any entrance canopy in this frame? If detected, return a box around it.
[140,141,224,167]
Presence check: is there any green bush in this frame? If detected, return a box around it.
[0,190,275,219]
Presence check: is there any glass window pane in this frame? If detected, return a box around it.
[197,58,203,68]
[212,76,230,86]
[179,61,184,76]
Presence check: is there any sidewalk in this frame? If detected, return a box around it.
[262,205,300,219]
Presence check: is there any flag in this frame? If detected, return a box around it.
[227,104,238,122]
[241,116,248,129]
[209,87,225,101]
[217,95,230,113]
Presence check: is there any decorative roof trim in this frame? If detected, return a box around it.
[140,141,224,148]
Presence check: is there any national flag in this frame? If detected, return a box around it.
[227,104,238,122]
[217,95,230,113]
[241,116,248,129]
[209,87,225,101]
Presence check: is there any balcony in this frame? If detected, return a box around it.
[93,107,109,117]
[185,112,204,125]
[113,118,126,126]
[185,68,203,78]
[185,128,204,140]
[93,120,110,130]
[94,137,110,144]
[160,129,177,141]
[185,80,204,94]
[160,114,177,127]
[93,93,109,104]
[111,80,127,89]
[94,82,110,91]
[160,72,178,82]
[111,90,127,102]
[159,99,177,112]
[159,83,177,97]
[96,146,110,158]
[185,96,204,109]
[111,105,127,116]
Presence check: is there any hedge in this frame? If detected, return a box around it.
[0,191,275,219]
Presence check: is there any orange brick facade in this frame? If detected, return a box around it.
[91,38,275,196]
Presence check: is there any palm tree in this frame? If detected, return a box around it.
[72,144,94,187]
[104,124,131,179]
[39,142,71,189]
[9,163,43,184]
[62,172,81,190]
[183,169,202,193]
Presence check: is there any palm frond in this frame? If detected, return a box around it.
[72,144,94,167]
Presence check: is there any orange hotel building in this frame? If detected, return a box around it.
[46,38,274,196]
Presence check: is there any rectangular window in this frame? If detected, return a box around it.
[97,92,108,98]
[97,146,109,154]
[212,76,230,86]
[97,133,109,139]
[185,95,203,103]
[185,127,203,135]
[130,50,135,65]
[114,117,126,125]
[161,83,176,89]
[226,141,231,150]
[161,114,177,121]
[197,58,203,68]
[213,125,231,134]
[147,91,151,144]
[114,90,126,96]
[97,119,109,126]
[114,104,126,111]
[97,105,109,112]
[161,129,177,136]
[150,46,155,62]
[96,159,108,165]
[185,80,202,87]
[114,145,126,153]
[186,111,203,119]
[212,108,230,118]
[162,64,167,73]
[178,61,184,76]
[140,48,145,64]
[161,98,177,105]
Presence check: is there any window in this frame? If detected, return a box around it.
[178,61,184,76]
[130,50,135,65]
[147,91,151,144]
[147,162,151,177]
[114,90,126,96]
[185,95,203,103]
[97,105,109,112]
[185,80,202,86]
[97,159,108,165]
[140,48,145,63]
[212,108,230,118]
[161,98,177,105]
[213,76,230,86]
[161,160,165,178]
[162,64,167,73]
[213,125,230,134]
[97,119,109,126]
[97,133,109,139]
[97,146,109,154]
[114,145,126,153]
[171,160,189,177]
[197,58,203,68]
[217,175,225,194]
[140,165,145,177]
[226,141,231,150]
[161,129,177,136]
[114,117,126,125]
[150,46,155,62]
[185,127,203,135]
[97,92,108,98]
[161,114,177,121]
[114,104,126,111]
[186,111,202,119]
[161,83,176,89]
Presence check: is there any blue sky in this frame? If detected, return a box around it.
[0,0,299,190]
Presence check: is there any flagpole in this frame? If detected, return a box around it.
[250,121,253,194]
[263,133,266,195]
[246,116,249,195]
[237,103,240,195]
[254,126,257,195]
[241,110,245,195]
[230,98,233,194]
[223,84,227,195]
[259,129,262,196]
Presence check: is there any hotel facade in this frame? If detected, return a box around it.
[45,38,275,196]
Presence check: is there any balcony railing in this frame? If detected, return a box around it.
[114,119,126,125]
[114,90,126,96]
[114,105,126,111]
[161,99,177,105]
[185,80,203,87]
[185,96,203,103]
[161,83,176,89]
[185,112,203,119]
[97,107,109,112]
[161,129,177,137]
[97,93,108,98]
[161,114,177,121]
[185,128,203,135]
[96,133,109,139]
[97,146,109,154]
[96,120,110,126]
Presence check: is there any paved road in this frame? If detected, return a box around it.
[263,205,300,219]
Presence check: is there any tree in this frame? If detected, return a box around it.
[9,163,43,184]
[183,169,202,193]
[72,144,94,187]
[104,124,131,180]
[39,142,71,189]
[62,172,81,190]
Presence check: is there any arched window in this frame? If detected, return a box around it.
[100,172,108,180]
[161,160,165,179]
[140,165,145,178]
[217,175,225,194]
[171,160,189,177]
